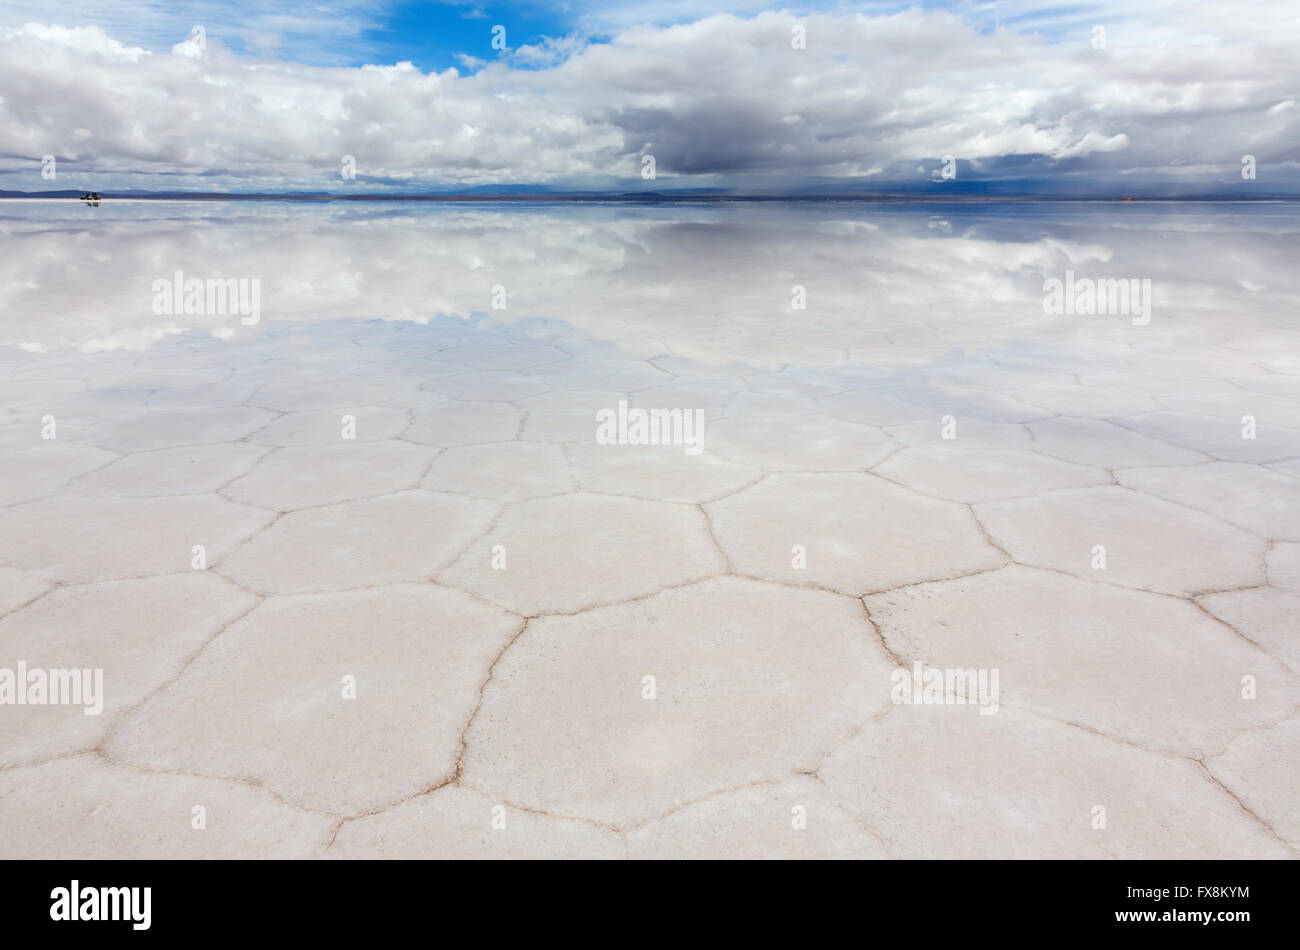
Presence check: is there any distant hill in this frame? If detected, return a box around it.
[2,188,1297,202]
[0,190,87,198]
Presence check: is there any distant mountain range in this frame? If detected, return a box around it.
[3,188,1298,202]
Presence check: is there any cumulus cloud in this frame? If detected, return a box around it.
[1,2,1299,192]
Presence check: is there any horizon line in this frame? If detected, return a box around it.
[4,191,1299,203]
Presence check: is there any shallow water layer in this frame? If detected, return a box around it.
[1,201,1297,858]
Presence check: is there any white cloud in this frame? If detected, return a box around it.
[5,22,150,60]
[2,3,1299,192]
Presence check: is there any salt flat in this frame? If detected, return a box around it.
[0,200,1296,858]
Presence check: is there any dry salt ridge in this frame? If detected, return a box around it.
[0,200,1297,859]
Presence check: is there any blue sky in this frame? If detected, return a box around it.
[360,2,579,72]
[1,1,1297,194]
[0,1,1152,69]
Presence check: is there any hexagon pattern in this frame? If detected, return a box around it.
[2,227,1297,861]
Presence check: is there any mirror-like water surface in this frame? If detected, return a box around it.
[1,201,1297,858]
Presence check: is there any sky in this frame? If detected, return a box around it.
[1,0,1298,194]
